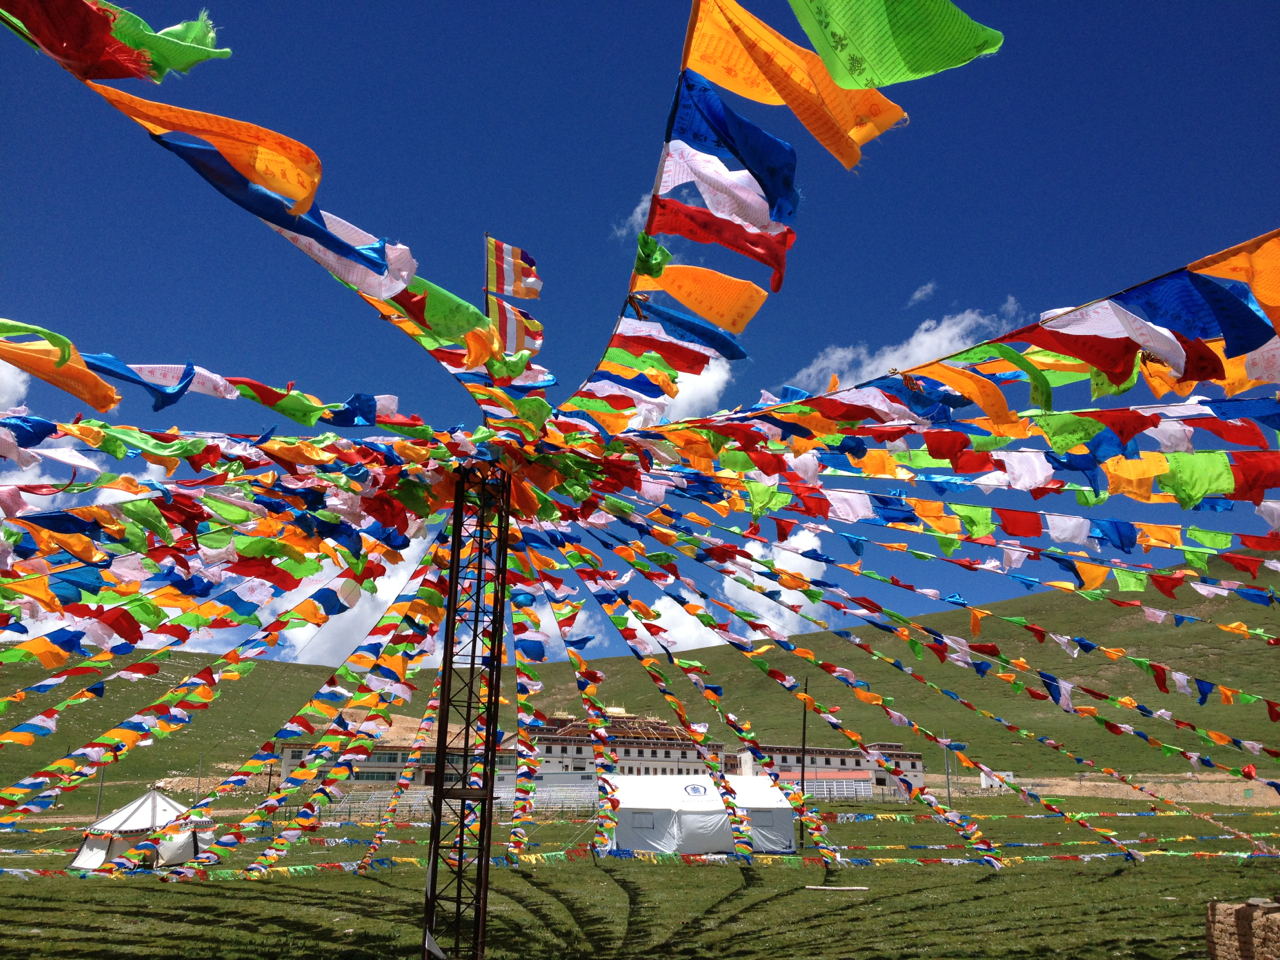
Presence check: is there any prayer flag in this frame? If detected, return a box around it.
[86,81,321,215]
[486,237,542,299]
[632,265,766,333]
[787,0,1002,90]
[486,295,543,356]
[685,0,904,169]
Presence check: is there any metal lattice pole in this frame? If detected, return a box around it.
[423,466,512,960]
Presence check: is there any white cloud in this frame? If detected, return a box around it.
[667,357,732,421]
[906,281,936,307]
[0,362,29,412]
[650,591,724,654]
[788,308,998,392]
[1000,294,1020,321]
[612,193,652,239]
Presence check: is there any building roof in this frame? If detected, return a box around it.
[540,715,722,748]
[745,741,922,758]
[329,710,517,751]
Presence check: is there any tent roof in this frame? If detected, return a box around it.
[610,775,794,812]
[86,788,213,835]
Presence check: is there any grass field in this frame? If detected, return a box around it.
[0,821,1274,959]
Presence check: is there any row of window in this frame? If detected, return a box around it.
[551,745,696,759]
[772,756,918,770]
[287,749,516,767]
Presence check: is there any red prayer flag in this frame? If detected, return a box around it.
[648,197,795,292]
[994,508,1043,539]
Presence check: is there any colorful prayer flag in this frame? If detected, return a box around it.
[486,295,543,356]
[486,237,543,299]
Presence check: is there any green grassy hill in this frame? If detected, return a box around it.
[0,551,1276,821]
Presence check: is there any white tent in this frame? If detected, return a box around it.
[606,775,795,855]
[70,789,215,870]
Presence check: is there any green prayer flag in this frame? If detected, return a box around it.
[1156,451,1234,509]
[634,232,672,277]
[933,535,961,556]
[1076,488,1109,507]
[1188,526,1233,550]
[787,0,1002,89]
[232,385,343,427]
[952,342,1053,411]
[1113,569,1148,593]
[745,480,793,520]
[893,449,950,469]
[719,449,755,473]
[950,502,995,538]
[118,498,173,544]
[1032,413,1105,455]
[1182,549,1210,572]
[971,434,1012,453]
[100,4,231,80]
[1090,355,1141,399]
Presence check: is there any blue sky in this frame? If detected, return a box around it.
[2,2,1279,662]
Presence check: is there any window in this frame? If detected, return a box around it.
[753,811,774,828]
[575,746,583,755]
[370,752,400,764]
[680,751,687,759]
[651,749,658,758]
[623,748,631,757]
[839,758,847,767]
[855,759,861,767]
[910,761,917,769]
[661,767,667,774]
[824,757,831,766]
[632,811,654,830]
[560,746,568,754]
[290,750,304,760]
[644,767,650,774]
[353,771,397,781]
[809,756,816,765]
[664,750,671,759]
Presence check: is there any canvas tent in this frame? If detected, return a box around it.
[70,788,215,870]
[606,775,795,855]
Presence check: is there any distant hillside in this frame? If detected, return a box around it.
[0,552,1275,819]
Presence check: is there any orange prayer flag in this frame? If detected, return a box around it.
[1,577,62,614]
[686,0,905,169]
[914,362,1018,427]
[632,266,766,333]
[85,81,321,215]
[0,340,119,412]
[1076,562,1111,592]
[970,608,990,636]
[1189,228,1280,328]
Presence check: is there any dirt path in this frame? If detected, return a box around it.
[925,772,1278,807]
